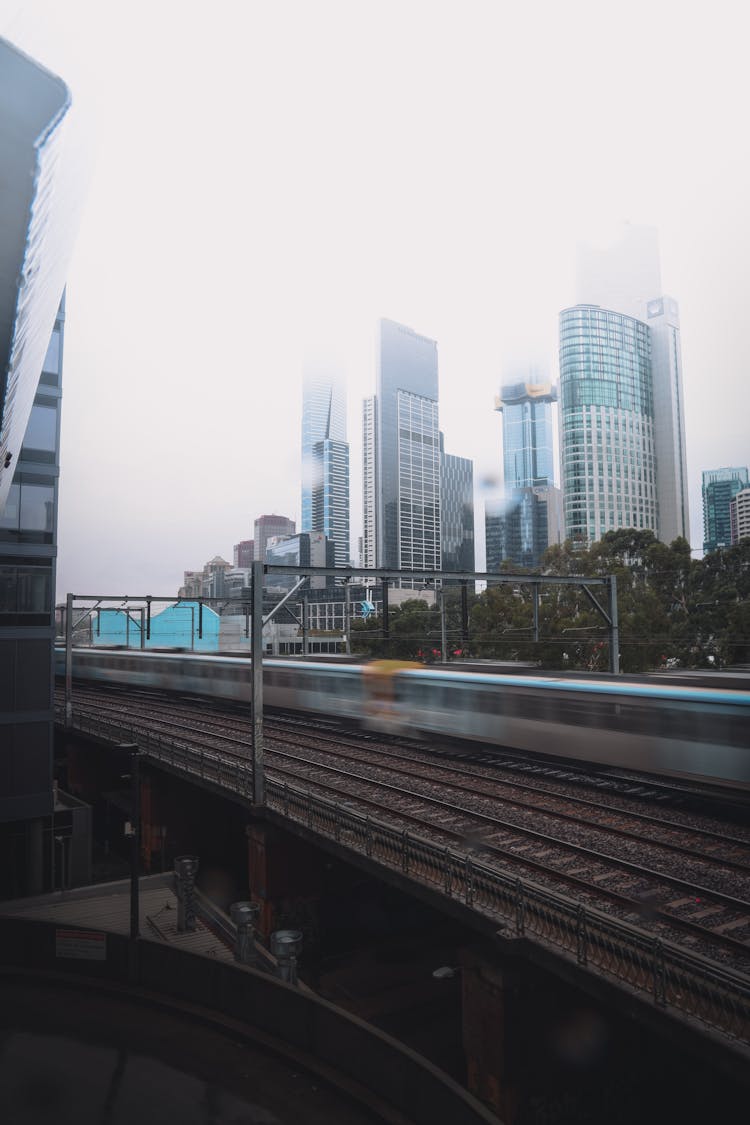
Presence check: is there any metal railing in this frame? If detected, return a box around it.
[57,702,750,1049]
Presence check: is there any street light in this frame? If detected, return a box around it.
[118,743,142,942]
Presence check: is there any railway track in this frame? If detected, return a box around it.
[59,685,750,975]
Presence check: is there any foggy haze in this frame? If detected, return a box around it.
[2,0,748,597]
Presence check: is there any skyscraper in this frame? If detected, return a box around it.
[363,319,441,578]
[440,433,475,575]
[0,37,86,894]
[560,224,689,546]
[301,369,350,566]
[560,306,657,546]
[486,376,562,569]
[254,514,296,562]
[702,467,749,553]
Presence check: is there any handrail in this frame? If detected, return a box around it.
[56,702,750,1049]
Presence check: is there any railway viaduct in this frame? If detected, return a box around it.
[53,686,750,1125]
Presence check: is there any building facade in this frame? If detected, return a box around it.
[265,531,334,591]
[566,224,690,546]
[233,539,254,568]
[0,37,86,896]
[702,467,749,553]
[559,306,657,547]
[361,396,378,568]
[363,319,441,580]
[489,377,562,568]
[254,514,296,562]
[440,434,475,575]
[730,488,750,545]
[301,372,350,567]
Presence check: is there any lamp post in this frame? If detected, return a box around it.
[119,743,141,942]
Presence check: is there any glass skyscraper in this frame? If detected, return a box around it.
[363,319,441,579]
[560,305,657,547]
[566,225,690,546]
[486,377,561,570]
[301,372,349,567]
[702,467,749,553]
[439,434,475,575]
[1,37,86,894]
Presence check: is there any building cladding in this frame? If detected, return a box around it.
[440,434,475,574]
[254,514,296,562]
[559,305,658,546]
[731,487,750,544]
[363,319,441,578]
[702,467,749,552]
[301,372,350,567]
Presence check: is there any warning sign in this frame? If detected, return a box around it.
[55,929,106,961]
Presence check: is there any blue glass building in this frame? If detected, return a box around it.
[487,378,561,569]
[301,373,349,567]
[440,434,474,575]
[702,467,749,553]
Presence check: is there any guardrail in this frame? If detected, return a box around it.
[57,703,750,1049]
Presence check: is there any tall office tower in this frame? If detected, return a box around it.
[363,319,441,580]
[0,37,86,895]
[440,434,475,575]
[301,370,350,566]
[566,223,690,545]
[560,306,657,546]
[730,488,750,545]
[487,376,562,569]
[233,539,254,568]
[361,395,378,568]
[254,514,296,562]
[702,467,749,553]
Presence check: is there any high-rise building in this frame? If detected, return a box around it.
[301,370,350,567]
[562,224,690,546]
[730,487,750,545]
[0,37,86,895]
[702,467,749,553]
[440,433,475,575]
[254,514,296,562]
[361,396,378,569]
[233,539,254,568]
[363,319,441,580]
[560,306,657,546]
[487,376,562,569]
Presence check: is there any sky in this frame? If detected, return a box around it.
[2,0,749,598]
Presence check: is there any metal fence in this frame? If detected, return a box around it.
[58,703,750,1048]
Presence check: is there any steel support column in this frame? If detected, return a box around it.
[251,560,265,804]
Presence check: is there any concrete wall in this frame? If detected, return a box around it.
[0,915,501,1125]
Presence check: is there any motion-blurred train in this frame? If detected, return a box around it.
[57,647,750,791]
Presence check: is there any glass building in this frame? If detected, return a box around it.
[559,305,657,547]
[1,37,87,895]
[254,514,296,562]
[440,434,475,575]
[301,372,349,566]
[487,377,561,569]
[572,225,690,546]
[363,319,441,579]
[702,467,749,553]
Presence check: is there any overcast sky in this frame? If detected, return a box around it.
[3,0,749,598]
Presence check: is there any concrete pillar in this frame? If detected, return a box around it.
[26,817,44,896]
[460,950,521,1123]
